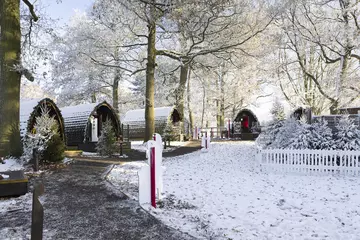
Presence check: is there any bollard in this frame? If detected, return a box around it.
[31,183,44,240]
[32,149,39,172]
[138,137,164,207]
[150,145,156,208]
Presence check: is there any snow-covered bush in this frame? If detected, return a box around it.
[22,107,62,162]
[311,119,335,150]
[255,120,284,149]
[96,119,117,156]
[257,118,335,150]
[334,115,360,151]
[270,118,301,149]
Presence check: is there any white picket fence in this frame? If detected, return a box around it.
[257,149,360,176]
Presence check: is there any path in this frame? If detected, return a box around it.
[0,142,202,239]
[73,140,202,162]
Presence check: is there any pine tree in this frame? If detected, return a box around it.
[334,115,360,151]
[255,120,284,148]
[22,107,60,161]
[311,119,335,150]
[270,99,286,121]
[96,119,116,156]
[288,123,313,149]
[270,118,301,149]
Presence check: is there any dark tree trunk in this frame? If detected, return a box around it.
[0,0,22,156]
[113,72,120,114]
[144,2,156,141]
[186,67,193,138]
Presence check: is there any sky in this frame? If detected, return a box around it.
[43,0,93,26]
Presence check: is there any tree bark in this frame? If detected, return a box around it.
[186,66,193,138]
[0,0,22,156]
[113,71,120,114]
[144,2,156,141]
[177,63,189,121]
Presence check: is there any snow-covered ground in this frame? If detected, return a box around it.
[0,158,23,172]
[131,141,186,153]
[108,142,360,239]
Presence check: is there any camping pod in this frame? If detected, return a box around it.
[20,98,65,141]
[122,106,188,140]
[61,101,121,152]
[232,108,261,140]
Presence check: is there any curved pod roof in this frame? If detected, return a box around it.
[60,101,121,146]
[20,98,65,141]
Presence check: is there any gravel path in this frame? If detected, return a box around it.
[1,160,196,239]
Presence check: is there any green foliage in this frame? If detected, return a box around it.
[8,123,23,157]
[22,106,65,163]
[42,133,65,163]
[163,121,176,141]
[96,119,117,156]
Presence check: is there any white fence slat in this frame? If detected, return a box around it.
[257,148,360,177]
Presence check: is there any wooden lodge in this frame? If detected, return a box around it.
[20,98,65,141]
[122,106,188,140]
[231,108,261,140]
[60,101,121,152]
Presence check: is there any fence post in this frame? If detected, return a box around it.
[31,183,44,240]
[150,140,156,208]
[32,149,39,172]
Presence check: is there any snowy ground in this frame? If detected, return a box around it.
[0,192,33,239]
[0,158,24,172]
[108,142,360,239]
[131,141,187,153]
[81,152,128,158]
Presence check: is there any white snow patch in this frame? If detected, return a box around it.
[0,158,24,172]
[0,193,32,214]
[0,227,30,240]
[107,161,147,200]
[122,106,173,123]
[109,142,360,239]
[60,102,98,119]
[131,141,186,152]
[62,158,73,164]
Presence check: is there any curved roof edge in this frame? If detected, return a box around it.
[122,106,176,123]
[61,101,121,133]
[234,108,260,123]
[20,98,65,140]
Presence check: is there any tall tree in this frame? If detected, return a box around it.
[0,0,38,156]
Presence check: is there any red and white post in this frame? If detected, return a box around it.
[150,144,156,208]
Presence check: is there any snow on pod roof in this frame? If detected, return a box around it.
[122,106,174,123]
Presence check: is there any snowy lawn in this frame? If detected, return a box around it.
[131,140,187,153]
[0,158,23,172]
[108,142,360,239]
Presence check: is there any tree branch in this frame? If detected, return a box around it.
[22,0,39,22]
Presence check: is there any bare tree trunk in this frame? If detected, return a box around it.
[91,92,96,103]
[186,66,193,138]
[0,0,22,156]
[177,63,189,121]
[112,51,121,114]
[113,71,120,114]
[144,1,156,141]
[217,64,225,129]
[201,83,206,128]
